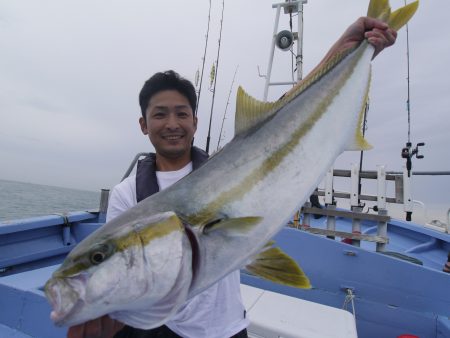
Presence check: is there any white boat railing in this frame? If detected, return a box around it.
[297,165,450,250]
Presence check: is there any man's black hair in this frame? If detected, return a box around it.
[139,70,197,119]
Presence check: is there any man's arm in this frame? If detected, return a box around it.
[67,316,124,338]
[316,17,397,71]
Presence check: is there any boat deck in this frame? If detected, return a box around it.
[0,265,66,338]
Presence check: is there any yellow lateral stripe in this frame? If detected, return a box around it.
[114,214,183,251]
[56,214,183,277]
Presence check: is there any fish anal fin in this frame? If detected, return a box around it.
[246,246,311,289]
[202,216,262,236]
[235,87,278,135]
[346,66,373,152]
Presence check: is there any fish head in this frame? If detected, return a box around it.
[45,211,192,327]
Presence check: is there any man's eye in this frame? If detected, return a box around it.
[153,112,165,118]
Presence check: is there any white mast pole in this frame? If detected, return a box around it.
[296,1,305,81]
[263,4,282,101]
[263,1,307,101]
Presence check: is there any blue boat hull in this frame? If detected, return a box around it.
[242,226,450,338]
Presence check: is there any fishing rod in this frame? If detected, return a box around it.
[357,101,369,206]
[400,0,424,221]
[216,65,239,151]
[205,0,225,154]
[195,0,213,118]
[400,0,424,177]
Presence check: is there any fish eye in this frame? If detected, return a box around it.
[90,251,106,264]
[89,244,112,265]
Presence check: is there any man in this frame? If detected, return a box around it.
[68,16,396,338]
[112,70,249,338]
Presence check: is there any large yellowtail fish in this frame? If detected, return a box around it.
[45,0,418,329]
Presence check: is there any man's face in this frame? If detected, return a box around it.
[139,90,197,160]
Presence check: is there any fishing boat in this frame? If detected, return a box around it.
[1,1,449,338]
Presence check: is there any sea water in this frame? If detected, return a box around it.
[0,177,448,225]
[0,179,101,222]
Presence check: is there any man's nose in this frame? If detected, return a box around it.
[165,113,180,129]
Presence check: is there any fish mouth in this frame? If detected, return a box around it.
[45,277,85,326]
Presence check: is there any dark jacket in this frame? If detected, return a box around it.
[136,146,209,201]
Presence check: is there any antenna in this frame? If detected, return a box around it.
[262,0,307,101]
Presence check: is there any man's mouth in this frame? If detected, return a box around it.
[163,135,184,141]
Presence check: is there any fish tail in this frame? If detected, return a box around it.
[367,0,419,31]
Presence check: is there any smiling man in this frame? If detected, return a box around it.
[138,78,198,171]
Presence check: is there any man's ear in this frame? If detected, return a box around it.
[139,117,148,135]
[193,116,198,131]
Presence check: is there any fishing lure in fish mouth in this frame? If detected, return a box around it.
[45,0,418,329]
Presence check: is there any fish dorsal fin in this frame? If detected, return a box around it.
[245,244,311,288]
[202,216,262,236]
[388,1,419,31]
[346,67,373,151]
[235,86,279,135]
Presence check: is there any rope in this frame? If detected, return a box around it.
[343,289,357,322]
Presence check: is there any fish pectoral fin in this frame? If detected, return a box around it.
[202,216,262,236]
[234,86,279,136]
[245,246,311,289]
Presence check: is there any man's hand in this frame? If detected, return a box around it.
[343,17,397,58]
[319,16,398,67]
[67,316,124,338]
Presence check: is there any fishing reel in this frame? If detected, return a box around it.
[401,142,424,221]
[401,141,425,177]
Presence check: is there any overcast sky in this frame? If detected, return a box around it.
[1,0,449,218]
